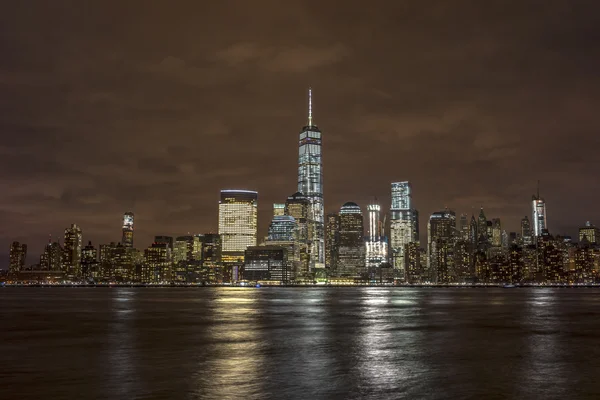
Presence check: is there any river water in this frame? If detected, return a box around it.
[1,287,599,399]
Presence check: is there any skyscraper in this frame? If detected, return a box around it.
[427,210,457,283]
[297,88,324,270]
[325,213,340,271]
[477,208,487,244]
[366,201,388,268]
[63,224,82,278]
[9,242,27,274]
[532,186,547,238]
[337,202,364,277]
[218,190,258,264]
[122,212,134,248]
[491,218,502,247]
[579,221,599,244]
[40,240,63,271]
[459,214,469,241]
[390,182,419,275]
[81,241,99,279]
[285,192,310,278]
[521,216,532,246]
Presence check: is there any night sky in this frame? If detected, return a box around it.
[1,1,599,267]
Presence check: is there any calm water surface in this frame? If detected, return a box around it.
[1,288,599,399]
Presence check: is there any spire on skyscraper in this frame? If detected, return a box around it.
[308,87,313,126]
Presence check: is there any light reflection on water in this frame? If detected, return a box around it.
[1,288,600,399]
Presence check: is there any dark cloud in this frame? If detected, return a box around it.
[1,0,599,267]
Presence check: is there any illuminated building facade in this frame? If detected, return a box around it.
[366,201,388,268]
[285,192,310,277]
[40,240,63,271]
[122,212,134,248]
[390,182,419,276]
[218,190,258,264]
[405,242,423,283]
[477,208,488,244]
[143,242,172,283]
[297,88,324,270]
[427,210,456,283]
[521,216,532,246]
[244,245,289,283]
[491,218,502,247]
[337,202,364,277]
[81,241,99,279]
[197,233,223,283]
[265,215,300,280]
[532,189,547,239]
[579,221,599,244]
[63,224,82,278]
[273,203,285,217]
[325,213,340,270]
[9,242,27,274]
[459,214,469,241]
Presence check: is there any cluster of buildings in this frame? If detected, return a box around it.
[6,91,600,285]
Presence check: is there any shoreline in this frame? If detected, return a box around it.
[2,283,600,288]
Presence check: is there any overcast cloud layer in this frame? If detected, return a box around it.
[1,1,599,265]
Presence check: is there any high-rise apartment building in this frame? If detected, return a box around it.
[63,224,82,278]
[40,240,63,271]
[9,242,27,274]
[297,88,324,270]
[218,190,258,264]
[122,212,134,248]
[428,210,456,283]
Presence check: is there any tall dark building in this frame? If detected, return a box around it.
[81,241,99,279]
[122,212,134,248]
[40,240,63,271]
[325,213,340,271]
[285,192,311,278]
[297,88,324,270]
[154,236,174,249]
[63,224,82,278]
[244,245,289,282]
[459,214,469,241]
[521,216,532,246]
[337,202,364,277]
[469,215,478,247]
[197,233,224,283]
[9,242,27,274]
[477,208,487,244]
[428,210,456,283]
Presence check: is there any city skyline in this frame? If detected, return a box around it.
[2,1,600,267]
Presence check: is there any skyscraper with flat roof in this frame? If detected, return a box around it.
[218,190,258,264]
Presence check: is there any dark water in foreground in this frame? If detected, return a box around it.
[1,288,600,400]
